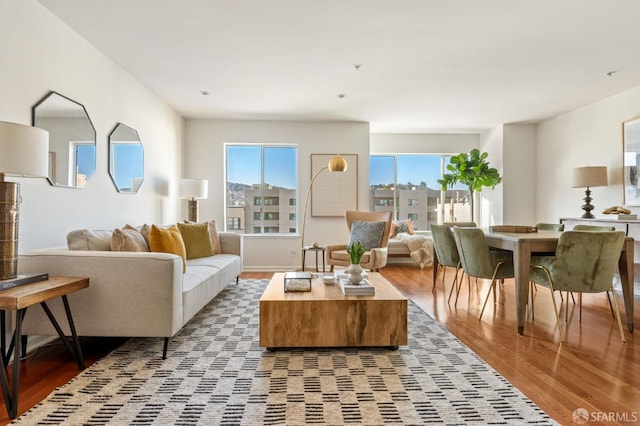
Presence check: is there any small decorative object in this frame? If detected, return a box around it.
[322,273,336,284]
[284,271,312,292]
[312,241,319,248]
[346,241,365,284]
[489,225,537,233]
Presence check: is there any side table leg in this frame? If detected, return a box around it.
[39,298,85,370]
[302,249,306,272]
[0,308,26,419]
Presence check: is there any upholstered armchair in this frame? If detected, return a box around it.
[327,210,392,272]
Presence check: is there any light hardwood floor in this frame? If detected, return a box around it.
[1,266,638,425]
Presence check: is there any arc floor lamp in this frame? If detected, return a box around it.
[300,154,348,270]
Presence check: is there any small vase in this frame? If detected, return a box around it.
[346,263,363,284]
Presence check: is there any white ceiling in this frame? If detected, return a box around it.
[38,0,640,133]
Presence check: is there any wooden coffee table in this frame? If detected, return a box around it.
[259,272,407,349]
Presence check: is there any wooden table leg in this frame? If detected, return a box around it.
[513,242,531,335]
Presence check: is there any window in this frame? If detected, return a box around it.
[226,144,297,234]
[226,217,241,230]
[369,154,471,230]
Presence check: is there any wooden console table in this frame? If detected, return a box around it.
[561,217,640,285]
[0,276,88,419]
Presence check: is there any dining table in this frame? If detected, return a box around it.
[434,229,635,335]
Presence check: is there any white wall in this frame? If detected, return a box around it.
[503,123,536,225]
[370,133,478,154]
[185,119,370,271]
[537,86,640,223]
[479,127,504,226]
[0,0,183,251]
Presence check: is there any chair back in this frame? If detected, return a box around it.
[536,223,564,231]
[452,226,512,279]
[547,231,625,293]
[572,224,615,232]
[444,221,477,227]
[345,210,392,247]
[430,225,460,268]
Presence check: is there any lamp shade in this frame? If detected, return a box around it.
[572,166,608,188]
[328,154,348,172]
[179,178,208,199]
[0,121,49,178]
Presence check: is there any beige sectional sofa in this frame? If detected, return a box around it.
[18,227,242,358]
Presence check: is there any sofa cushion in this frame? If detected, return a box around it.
[149,225,187,272]
[177,222,214,260]
[390,219,414,238]
[67,229,113,251]
[208,220,222,255]
[348,221,385,251]
[111,227,150,252]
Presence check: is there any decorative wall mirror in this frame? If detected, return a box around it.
[108,123,144,193]
[623,116,640,205]
[32,91,96,188]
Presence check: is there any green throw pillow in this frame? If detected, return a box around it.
[177,222,215,260]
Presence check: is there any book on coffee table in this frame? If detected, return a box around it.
[339,279,375,296]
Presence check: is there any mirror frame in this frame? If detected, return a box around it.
[108,123,144,193]
[623,116,640,206]
[32,91,96,188]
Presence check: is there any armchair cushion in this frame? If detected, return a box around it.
[348,221,385,251]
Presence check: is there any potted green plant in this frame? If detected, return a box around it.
[437,149,502,222]
[345,241,365,284]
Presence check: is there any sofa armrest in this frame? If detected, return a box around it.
[219,232,243,256]
[17,248,184,338]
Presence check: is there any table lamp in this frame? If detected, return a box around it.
[300,154,348,270]
[572,166,608,218]
[179,178,208,222]
[0,121,49,282]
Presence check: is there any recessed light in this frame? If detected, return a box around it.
[337,94,346,98]
[605,70,617,77]
[200,90,210,96]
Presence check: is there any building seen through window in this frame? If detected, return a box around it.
[369,155,471,231]
[225,144,297,234]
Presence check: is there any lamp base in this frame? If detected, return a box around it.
[580,187,595,219]
[0,181,19,280]
[187,199,199,223]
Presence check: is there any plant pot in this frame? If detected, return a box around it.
[346,263,363,284]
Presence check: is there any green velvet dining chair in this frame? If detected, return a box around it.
[451,227,514,319]
[567,224,617,320]
[430,224,464,301]
[535,223,565,231]
[528,230,626,342]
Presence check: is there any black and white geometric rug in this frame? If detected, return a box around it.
[13,279,557,425]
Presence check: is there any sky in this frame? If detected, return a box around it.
[226,145,466,190]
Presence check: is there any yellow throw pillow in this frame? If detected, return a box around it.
[177,222,214,260]
[149,224,187,272]
[111,227,149,252]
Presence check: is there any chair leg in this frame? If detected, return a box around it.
[434,266,446,294]
[479,278,498,320]
[528,281,535,321]
[606,291,615,319]
[448,268,463,305]
[608,287,626,343]
[549,290,564,342]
